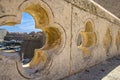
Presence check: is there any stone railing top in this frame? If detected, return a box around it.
[64,0,120,26]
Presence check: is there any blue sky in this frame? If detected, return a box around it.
[0,12,41,33]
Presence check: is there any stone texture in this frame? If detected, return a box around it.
[63,55,120,80]
[0,52,26,80]
[94,0,120,18]
[0,0,120,80]
[64,0,120,25]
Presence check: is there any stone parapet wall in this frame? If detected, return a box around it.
[0,0,120,80]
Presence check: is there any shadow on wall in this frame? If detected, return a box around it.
[63,55,120,80]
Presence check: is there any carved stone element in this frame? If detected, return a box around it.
[103,28,112,55]
[80,32,96,47]
[25,4,49,28]
[116,30,120,51]
[0,0,120,80]
[18,2,65,79]
[43,27,61,50]
[23,49,47,68]
[78,20,97,57]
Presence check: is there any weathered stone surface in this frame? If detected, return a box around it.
[0,0,120,80]
[0,52,26,80]
[94,0,120,18]
[63,55,120,80]
[64,0,120,26]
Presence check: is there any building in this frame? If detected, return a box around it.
[0,29,7,42]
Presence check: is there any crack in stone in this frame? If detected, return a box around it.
[69,4,73,75]
[0,15,16,18]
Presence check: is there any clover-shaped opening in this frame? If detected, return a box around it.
[0,12,46,64]
[0,3,62,78]
[77,20,97,58]
[77,20,96,48]
[103,28,112,56]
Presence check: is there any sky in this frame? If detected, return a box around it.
[0,12,41,33]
